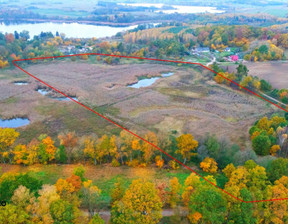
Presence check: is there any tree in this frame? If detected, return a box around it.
[19,30,30,41]
[89,214,105,224]
[0,173,42,202]
[73,165,86,182]
[236,64,248,81]
[0,127,19,154]
[95,135,109,164]
[0,204,29,224]
[11,185,34,209]
[189,188,227,224]
[176,134,198,164]
[55,145,67,164]
[111,179,162,224]
[267,158,288,183]
[111,178,125,206]
[82,180,101,219]
[259,45,269,54]
[29,184,60,224]
[66,174,82,192]
[50,199,75,224]
[252,133,271,156]
[167,177,181,208]
[142,131,158,163]
[260,79,272,91]
[182,173,201,207]
[200,157,218,174]
[58,132,78,163]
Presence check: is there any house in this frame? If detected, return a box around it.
[230,55,239,61]
[224,47,231,52]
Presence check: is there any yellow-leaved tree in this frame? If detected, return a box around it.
[111,179,162,224]
[200,157,218,174]
[176,134,198,164]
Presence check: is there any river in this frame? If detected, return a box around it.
[0,22,139,38]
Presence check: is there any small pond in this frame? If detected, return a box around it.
[14,81,28,85]
[0,118,30,128]
[37,88,78,101]
[128,72,174,88]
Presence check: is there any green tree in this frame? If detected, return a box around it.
[189,188,227,224]
[55,145,67,164]
[252,133,271,156]
[267,158,288,183]
[0,173,42,202]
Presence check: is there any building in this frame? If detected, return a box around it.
[230,55,239,61]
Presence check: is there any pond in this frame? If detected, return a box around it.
[128,72,174,88]
[0,22,139,39]
[14,81,28,85]
[0,118,30,128]
[37,88,78,101]
[118,3,225,14]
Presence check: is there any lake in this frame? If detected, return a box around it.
[0,22,138,39]
[0,118,30,128]
[118,3,225,14]
[128,72,174,88]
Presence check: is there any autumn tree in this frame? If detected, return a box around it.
[0,204,29,224]
[176,134,198,164]
[111,178,125,206]
[182,173,201,207]
[266,176,288,223]
[200,157,218,174]
[50,199,75,223]
[95,135,109,164]
[29,184,60,223]
[111,179,162,224]
[58,131,78,163]
[89,214,105,224]
[142,131,158,163]
[0,127,19,163]
[81,180,102,219]
[167,177,181,208]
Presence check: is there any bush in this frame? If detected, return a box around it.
[168,160,180,170]
[126,159,139,167]
[112,159,120,167]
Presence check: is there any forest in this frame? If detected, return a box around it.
[1,112,288,223]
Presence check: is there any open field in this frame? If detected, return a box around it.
[4,58,279,147]
[227,61,288,89]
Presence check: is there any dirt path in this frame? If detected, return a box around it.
[82,208,187,223]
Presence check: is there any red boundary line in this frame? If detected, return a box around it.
[12,53,288,203]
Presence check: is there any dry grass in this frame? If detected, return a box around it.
[0,60,279,146]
